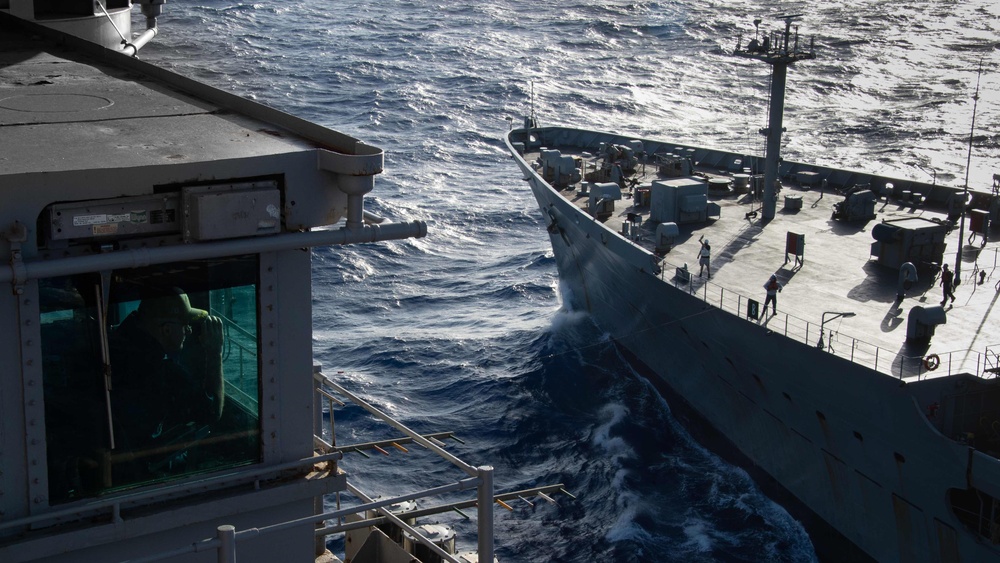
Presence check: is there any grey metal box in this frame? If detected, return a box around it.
[182,182,281,242]
[46,193,181,242]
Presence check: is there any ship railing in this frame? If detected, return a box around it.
[211,308,259,410]
[671,275,1000,381]
[1,371,566,563]
[116,367,571,563]
[314,371,566,559]
[312,366,496,563]
[0,450,344,536]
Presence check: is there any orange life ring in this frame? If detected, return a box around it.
[924,354,941,371]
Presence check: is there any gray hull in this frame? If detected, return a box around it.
[508,126,1000,562]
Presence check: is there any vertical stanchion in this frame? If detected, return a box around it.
[477,466,495,563]
[312,364,323,443]
[217,525,236,563]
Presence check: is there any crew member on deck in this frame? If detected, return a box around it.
[763,275,783,315]
[940,263,956,306]
[698,236,711,278]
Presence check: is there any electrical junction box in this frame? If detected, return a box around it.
[182,181,281,242]
[45,193,181,243]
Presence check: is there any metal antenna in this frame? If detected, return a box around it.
[530,80,535,124]
[733,15,814,221]
[954,57,984,283]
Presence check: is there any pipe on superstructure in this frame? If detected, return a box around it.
[339,175,376,230]
[121,0,165,56]
[122,27,157,57]
[138,0,165,29]
[2,220,426,285]
[363,210,386,224]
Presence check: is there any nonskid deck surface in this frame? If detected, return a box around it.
[0,25,318,178]
[525,146,1000,381]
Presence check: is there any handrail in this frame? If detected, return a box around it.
[313,368,493,561]
[658,267,1000,381]
[314,370,479,477]
[121,477,482,563]
[118,371,501,563]
[0,451,343,533]
[5,371,517,562]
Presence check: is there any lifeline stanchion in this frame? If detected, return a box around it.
[217,525,236,563]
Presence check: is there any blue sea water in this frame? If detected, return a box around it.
[142,2,999,561]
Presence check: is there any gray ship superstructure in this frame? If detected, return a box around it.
[0,3,565,562]
[507,16,1000,563]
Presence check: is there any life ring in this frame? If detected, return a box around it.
[924,354,941,371]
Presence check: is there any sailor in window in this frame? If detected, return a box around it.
[108,287,224,482]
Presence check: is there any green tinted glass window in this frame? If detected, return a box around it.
[41,256,261,504]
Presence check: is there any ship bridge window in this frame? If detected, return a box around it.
[40,255,261,504]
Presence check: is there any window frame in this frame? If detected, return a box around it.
[35,254,265,506]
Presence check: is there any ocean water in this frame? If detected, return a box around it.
[142,2,999,561]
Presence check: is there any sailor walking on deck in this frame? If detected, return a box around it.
[698,236,711,278]
[763,275,782,314]
[940,263,956,306]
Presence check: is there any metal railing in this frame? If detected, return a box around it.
[660,269,1000,381]
[123,474,492,563]
[0,451,343,536]
[212,307,259,410]
[313,367,497,563]
[5,355,565,563]
[110,368,508,563]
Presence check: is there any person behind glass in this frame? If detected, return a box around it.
[109,287,224,474]
[698,236,711,278]
[763,274,782,315]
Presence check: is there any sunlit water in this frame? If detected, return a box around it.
[142,2,998,560]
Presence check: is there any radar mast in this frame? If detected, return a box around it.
[734,15,815,221]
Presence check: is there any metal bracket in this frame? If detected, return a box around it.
[5,221,29,295]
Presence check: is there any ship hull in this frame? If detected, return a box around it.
[508,126,1000,562]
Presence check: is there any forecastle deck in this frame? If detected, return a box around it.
[519,130,1000,384]
[509,124,1000,562]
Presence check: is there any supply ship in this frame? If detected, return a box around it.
[0,2,564,562]
[507,16,1000,562]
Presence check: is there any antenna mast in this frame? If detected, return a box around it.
[530,81,535,124]
[524,80,538,130]
[954,58,984,282]
[734,15,815,221]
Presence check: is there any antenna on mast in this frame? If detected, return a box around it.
[524,80,538,130]
[954,57,985,283]
[530,81,535,124]
[733,15,815,222]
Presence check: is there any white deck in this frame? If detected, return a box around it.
[529,148,1000,381]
